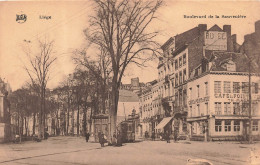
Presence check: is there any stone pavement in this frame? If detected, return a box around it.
[0,136,259,165]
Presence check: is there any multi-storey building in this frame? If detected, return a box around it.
[157,24,239,137]
[138,23,240,139]
[187,51,260,141]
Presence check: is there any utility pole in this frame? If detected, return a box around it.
[248,60,253,144]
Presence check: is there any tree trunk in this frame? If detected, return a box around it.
[72,108,74,136]
[83,105,87,135]
[109,82,119,142]
[77,104,80,136]
[42,88,46,139]
[24,117,28,136]
[33,112,36,135]
[56,109,59,135]
[89,103,93,134]
[66,98,70,135]
[21,114,24,136]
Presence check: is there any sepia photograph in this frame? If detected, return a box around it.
[0,0,260,164]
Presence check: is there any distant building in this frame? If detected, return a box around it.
[117,89,139,125]
[0,78,12,143]
[120,77,145,94]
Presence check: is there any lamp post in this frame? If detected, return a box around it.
[242,38,254,144]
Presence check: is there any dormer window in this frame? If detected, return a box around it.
[220,60,236,72]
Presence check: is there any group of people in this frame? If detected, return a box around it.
[146,129,179,143]
[85,130,123,147]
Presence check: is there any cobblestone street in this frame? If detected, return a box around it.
[0,136,259,165]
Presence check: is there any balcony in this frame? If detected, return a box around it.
[173,106,188,114]
[164,75,169,84]
[162,96,174,103]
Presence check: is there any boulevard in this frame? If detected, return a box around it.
[0,136,259,165]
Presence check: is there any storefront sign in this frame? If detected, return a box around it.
[204,31,227,50]
[214,93,260,102]
[188,96,210,105]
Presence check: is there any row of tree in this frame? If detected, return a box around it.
[10,0,163,141]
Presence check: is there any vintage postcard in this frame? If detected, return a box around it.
[0,0,260,165]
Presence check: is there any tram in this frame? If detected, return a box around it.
[118,120,135,143]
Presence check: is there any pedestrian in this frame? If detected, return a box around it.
[145,131,148,139]
[98,132,105,147]
[101,132,105,147]
[165,131,170,143]
[159,132,163,141]
[151,131,155,141]
[14,134,20,143]
[85,132,90,142]
[174,129,178,142]
[116,131,122,146]
[98,131,102,146]
[113,132,117,145]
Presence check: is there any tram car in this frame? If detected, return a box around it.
[118,120,135,143]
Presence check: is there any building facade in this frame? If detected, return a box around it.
[187,49,260,141]
[138,23,240,139]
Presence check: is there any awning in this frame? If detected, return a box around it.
[155,117,173,130]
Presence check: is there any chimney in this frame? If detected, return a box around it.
[255,20,260,38]
[231,34,237,52]
[198,24,207,35]
[223,25,233,52]
[131,77,139,87]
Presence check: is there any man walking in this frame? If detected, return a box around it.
[174,128,178,142]
[151,131,155,141]
[165,131,170,143]
[85,132,90,142]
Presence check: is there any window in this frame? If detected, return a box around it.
[215,102,222,115]
[183,53,186,65]
[234,120,240,132]
[179,56,182,67]
[179,71,182,84]
[197,85,200,98]
[189,106,192,117]
[175,74,178,86]
[252,103,258,115]
[215,120,222,132]
[179,91,183,106]
[197,104,200,116]
[171,62,174,72]
[183,69,187,82]
[224,81,231,93]
[205,82,208,96]
[214,81,221,93]
[242,82,249,93]
[233,82,240,93]
[175,60,178,70]
[189,88,192,100]
[233,102,240,115]
[225,120,231,132]
[171,48,174,56]
[205,103,209,115]
[242,103,249,115]
[224,102,231,115]
[183,89,187,107]
[252,121,258,131]
[252,83,259,94]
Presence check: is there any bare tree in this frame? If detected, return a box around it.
[86,0,163,137]
[58,75,74,135]
[23,39,57,139]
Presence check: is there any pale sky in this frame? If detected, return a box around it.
[0,1,260,90]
